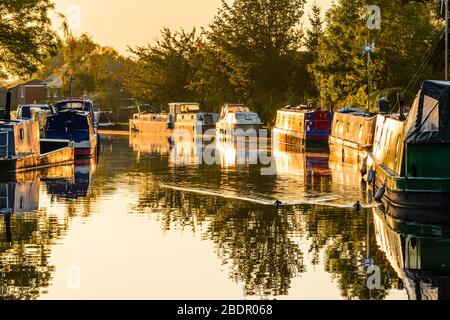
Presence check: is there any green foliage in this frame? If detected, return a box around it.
[0,0,58,79]
[126,0,318,123]
[309,0,441,111]
[305,1,324,54]
[39,33,132,110]
[125,28,203,111]
[205,0,308,121]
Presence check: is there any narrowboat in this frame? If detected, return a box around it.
[329,107,377,163]
[216,104,263,137]
[54,98,97,127]
[367,81,450,213]
[45,110,98,158]
[373,204,450,300]
[130,112,172,134]
[273,105,333,148]
[15,104,54,133]
[171,103,219,135]
[0,119,74,174]
[129,102,218,135]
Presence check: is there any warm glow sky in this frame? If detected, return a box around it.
[51,0,333,55]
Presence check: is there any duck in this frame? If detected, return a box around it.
[353,201,362,213]
[273,200,283,209]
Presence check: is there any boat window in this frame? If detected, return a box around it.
[358,125,364,141]
[395,136,401,163]
[422,95,439,132]
[410,164,417,177]
[339,122,344,135]
[19,128,25,140]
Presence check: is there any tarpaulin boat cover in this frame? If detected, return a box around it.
[405,80,450,144]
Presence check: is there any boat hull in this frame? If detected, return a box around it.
[129,119,170,134]
[372,162,450,211]
[273,128,329,149]
[0,140,74,174]
[74,140,97,158]
[329,136,372,164]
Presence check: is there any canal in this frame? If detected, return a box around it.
[1,133,448,300]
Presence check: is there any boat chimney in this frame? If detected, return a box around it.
[4,91,11,121]
[397,93,406,121]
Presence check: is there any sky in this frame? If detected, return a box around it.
[51,0,333,55]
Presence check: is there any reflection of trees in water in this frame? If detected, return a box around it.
[304,206,398,300]
[208,206,305,297]
[135,185,305,297]
[136,185,399,299]
[0,213,70,300]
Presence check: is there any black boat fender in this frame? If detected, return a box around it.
[374,182,386,202]
[367,167,375,185]
[360,156,368,177]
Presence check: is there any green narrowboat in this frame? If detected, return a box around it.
[368,80,450,213]
[373,204,450,300]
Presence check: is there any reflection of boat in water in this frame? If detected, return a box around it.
[329,107,377,164]
[273,105,333,148]
[129,133,171,160]
[373,205,450,300]
[169,131,204,166]
[45,159,96,199]
[216,104,263,137]
[215,137,263,168]
[0,165,75,215]
[273,143,331,177]
[329,153,365,188]
[0,181,39,215]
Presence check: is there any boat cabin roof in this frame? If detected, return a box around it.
[168,102,201,114]
[405,80,450,144]
[337,106,375,117]
[221,104,250,113]
[279,105,319,113]
[54,99,94,113]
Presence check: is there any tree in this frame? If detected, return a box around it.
[309,0,440,111]
[204,0,308,121]
[39,32,132,110]
[0,0,58,78]
[125,28,203,110]
[305,1,324,54]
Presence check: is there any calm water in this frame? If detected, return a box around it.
[1,133,449,300]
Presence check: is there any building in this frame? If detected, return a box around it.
[0,80,48,109]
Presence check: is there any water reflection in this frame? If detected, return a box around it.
[46,159,97,199]
[1,134,447,299]
[0,166,74,300]
[374,205,450,300]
